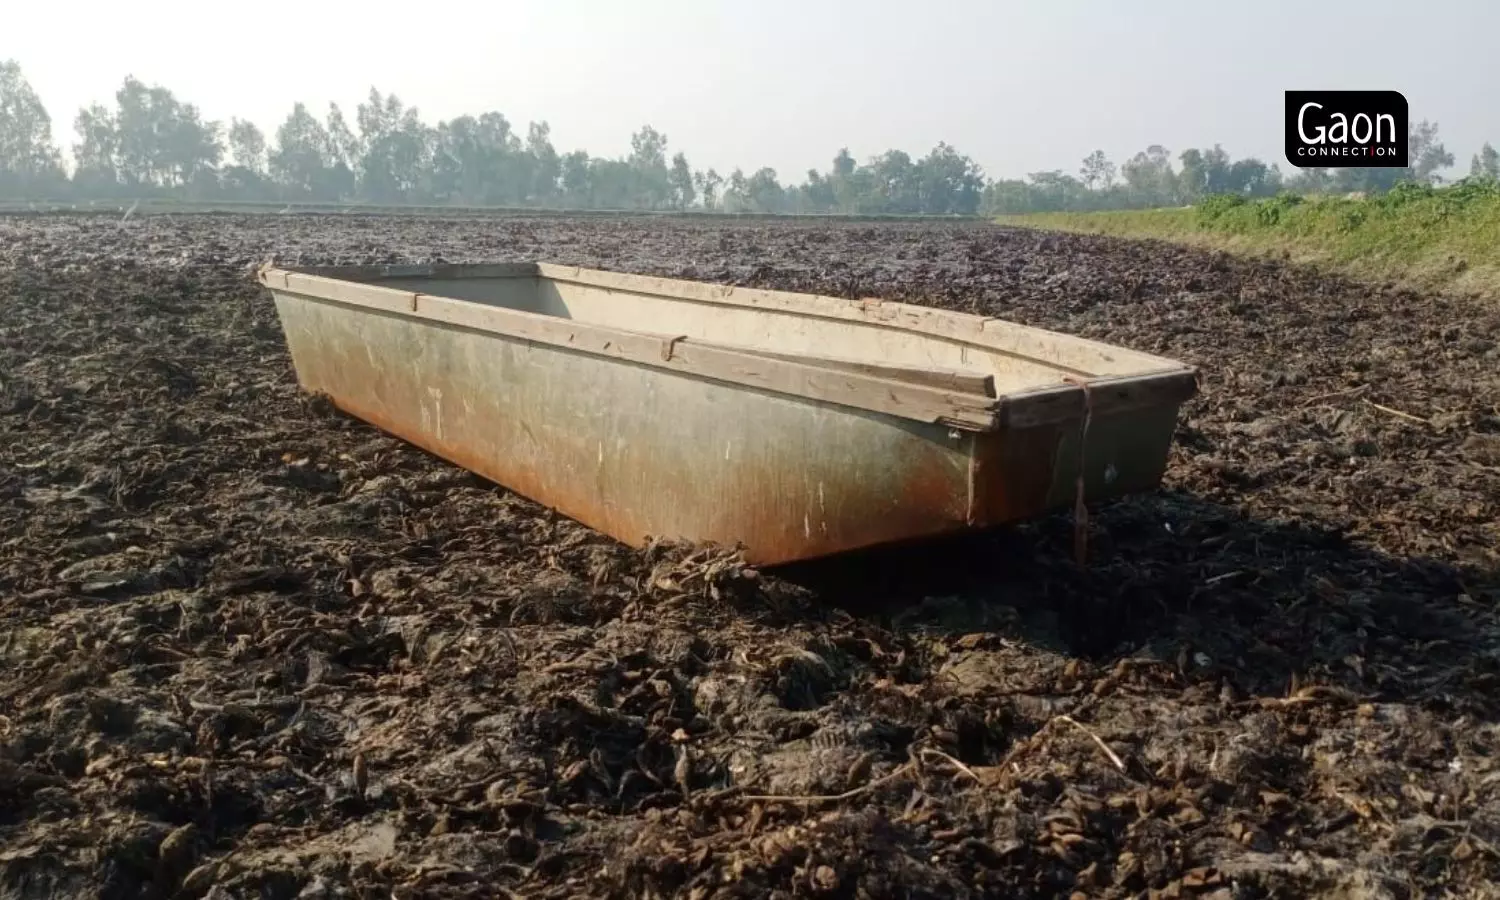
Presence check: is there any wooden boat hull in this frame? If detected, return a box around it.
[260,262,1197,565]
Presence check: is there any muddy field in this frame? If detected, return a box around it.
[1,213,1498,900]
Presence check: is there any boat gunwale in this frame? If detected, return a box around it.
[531,263,1192,378]
[280,261,1192,376]
[257,262,1198,432]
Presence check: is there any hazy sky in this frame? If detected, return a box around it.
[10,0,1499,180]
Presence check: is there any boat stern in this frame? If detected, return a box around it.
[967,369,1198,526]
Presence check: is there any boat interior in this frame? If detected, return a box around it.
[290,262,1191,398]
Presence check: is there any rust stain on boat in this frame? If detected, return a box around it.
[265,262,1196,566]
[969,425,1064,525]
[283,303,978,565]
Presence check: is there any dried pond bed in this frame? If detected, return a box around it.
[1,213,1498,899]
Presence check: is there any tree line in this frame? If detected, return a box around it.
[2,61,1495,216]
[987,123,1483,214]
[0,62,982,215]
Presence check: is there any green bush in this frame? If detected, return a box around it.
[1337,206,1367,233]
[1195,193,1247,225]
[1255,193,1304,227]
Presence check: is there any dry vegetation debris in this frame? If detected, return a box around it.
[1,213,1497,899]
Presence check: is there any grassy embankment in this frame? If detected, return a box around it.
[996,180,1500,298]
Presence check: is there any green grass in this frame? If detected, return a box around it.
[995,180,1500,298]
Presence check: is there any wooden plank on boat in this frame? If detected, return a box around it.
[534,263,1185,378]
[725,344,998,397]
[410,293,1002,430]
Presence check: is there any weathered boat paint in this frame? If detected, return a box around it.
[260,262,1197,564]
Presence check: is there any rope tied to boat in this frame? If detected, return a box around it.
[660,335,689,362]
[1063,375,1094,567]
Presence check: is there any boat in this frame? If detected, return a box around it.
[258,261,1198,565]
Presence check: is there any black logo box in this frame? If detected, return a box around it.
[1285,91,1409,168]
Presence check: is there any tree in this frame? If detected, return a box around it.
[216,118,269,199]
[0,60,64,195]
[431,115,483,203]
[72,104,120,192]
[835,163,876,213]
[915,142,985,214]
[802,169,835,212]
[832,148,855,179]
[38,63,1476,212]
[629,125,670,208]
[745,167,785,212]
[1224,158,1274,195]
[325,104,360,171]
[355,88,432,202]
[1408,120,1454,184]
[270,102,332,197]
[669,152,694,209]
[1472,143,1500,180]
[1178,145,1234,199]
[1120,145,1175,205]
[1079,150,1115,191]
[693,168,722,210]
[457,112,522,204]
[560,150,590,205]
[1024,170,1087,211]
[110,76,223,189]
[1176,149,1205,199]
[588,158,635,209]
[981,179,1036,214]
[723,168,749,212]
[1202,146,1234,194]
[527,122,560,203]
[868,150,921,213]
[227,119,266,174]
[65,77,222,196]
